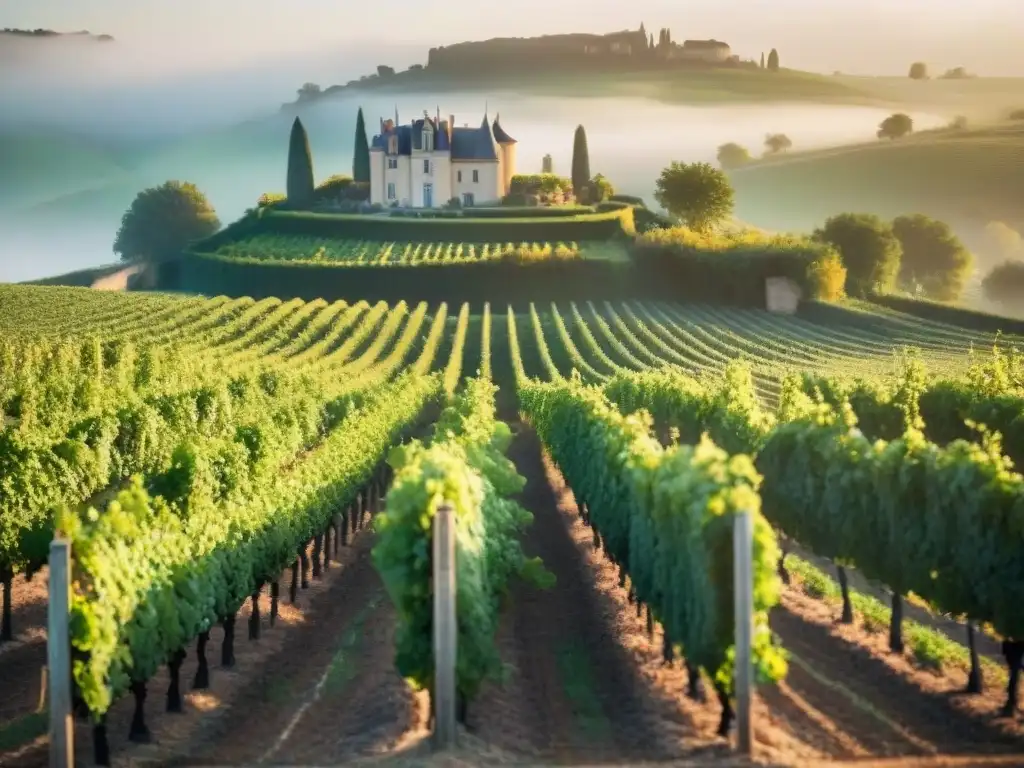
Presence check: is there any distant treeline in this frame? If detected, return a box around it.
[1,28,114,41]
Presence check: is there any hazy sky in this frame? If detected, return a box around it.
[5,0,1024,75]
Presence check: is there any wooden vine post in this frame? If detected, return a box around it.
[48,538,74,768]
[433,502,457,750]
[733,510,754,756]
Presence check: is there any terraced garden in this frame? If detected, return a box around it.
[2,283,1023,767]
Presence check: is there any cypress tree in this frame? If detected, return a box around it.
[767,48,780,71]
[352,107,371,182]
[760,52,765,69]
[571,125,591,201]
[649,32,655,51]
[286,116,315,208]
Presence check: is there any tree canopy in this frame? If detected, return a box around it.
[113,181,219,262]
[654,162,734,232]
[763,133,792,155]
[353,107,371,183]
[716,142,751,170]
[877,113,913,140]
[767,49,780,71]
[286,117,315,208]
[982,261,1024,308]
[908,62,929,80]
[813,213,902,296]
[571,125,591,201]
[892,214,973,301]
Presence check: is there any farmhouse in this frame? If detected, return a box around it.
[674,39,732,63]
[369,110,517,208]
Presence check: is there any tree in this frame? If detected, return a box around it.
[716,142,751,170]
[649,32,655,50]
[760,52,765,69]
[813,213,902,296]
[763,133,793,155]
[908,62,929,80]
[982,261,1024,308]
[376,65,395,77]
[892,214,973,301]
[286,116,315,208]
[541,154,554,173]
[296,82,321,101]
[113,181,219,262]
[571,125,591,201]
[353,107,371,183]
[589,174,614,202]
[653,161,735,232]
[767,48,780,71]
[877,113,913,140]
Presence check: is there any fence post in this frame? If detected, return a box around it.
[733,510,753,756]
[432,502,457,750]
[48,538,74,768]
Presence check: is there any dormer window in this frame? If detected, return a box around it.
[388,135,398,154]
[423,128,433,152]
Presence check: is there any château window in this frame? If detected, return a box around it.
[472,169,479,183]
[423,159,430,174]
[388,157,398,169]
[388,136,397,153]
[387,182,396,200]
[457,170,462,182]
[423,131,433,152]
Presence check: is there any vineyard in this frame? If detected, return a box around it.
[2,282,1024,767]
[213,234,629,265]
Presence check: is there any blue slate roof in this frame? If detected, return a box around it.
[492,114,516,144]
[370,112,501,161]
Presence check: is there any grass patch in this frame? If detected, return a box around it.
[786,555,1005,682]
[324,595,380,694]
[0,710,47,752]
[556,641,612,739]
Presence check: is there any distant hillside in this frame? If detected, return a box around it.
[727,119,1024,265]
[0,28,114,42]
[283,24,874,108]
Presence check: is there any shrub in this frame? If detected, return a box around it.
[654,161,734,233]
[509,174,574,204]
[813,213,901,296]
[589,174,614,203]
[257,192,287,209]
[908,62,929,80]
[877,113,914,140]
[717,142,751,170]
[632,226,845,303]
[892,214,973,301]
[1009,108,1024,121]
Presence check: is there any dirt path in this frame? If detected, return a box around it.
[469,419,732,764]
[189,530,421,766]
[0,571,49,753]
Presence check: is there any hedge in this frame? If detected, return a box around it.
[865,293,1024,335]
[174,251,639,304]
[465,206,595,218]
[629,227,847,305]
[229,208,635,243]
